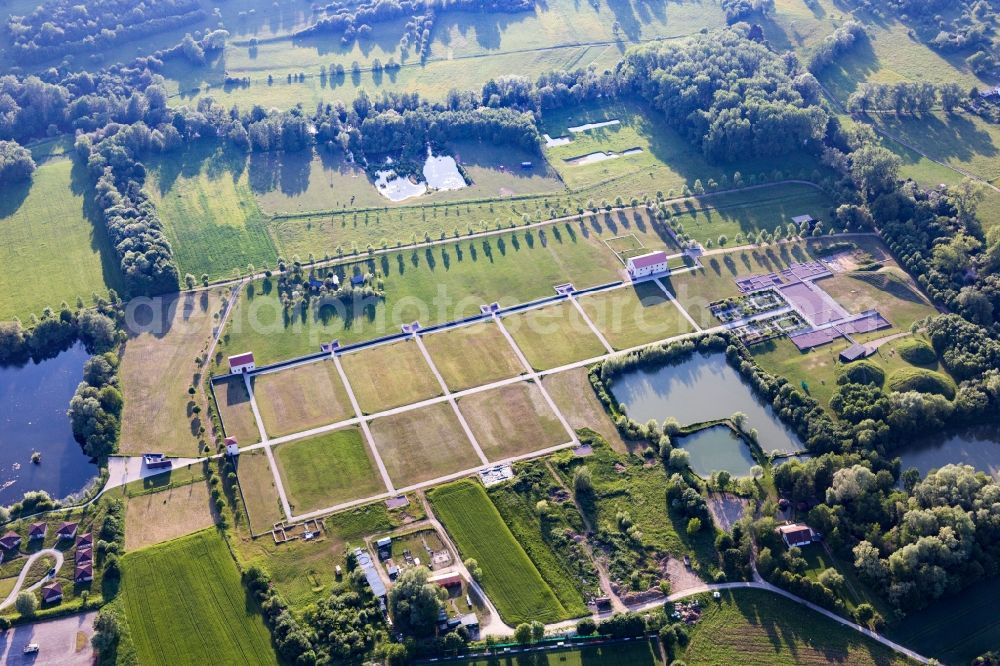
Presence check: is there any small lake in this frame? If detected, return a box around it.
[423,154,466,192]
[678,425,756,477]
[0,343,98,505]
[609,352,804,454]
[898,425,1000,479]
[374,151,467,201]
[374,169,427,202]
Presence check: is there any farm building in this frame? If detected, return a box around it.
[28,522,46,540]
[429,571,464,588]
[791,214,815,226]
[225,437,240,457]
[354,548,387,599]
[0,531,21,550]
[777,523,815,548]
[40,582,62,604]
[627,251,669,279]
[839,343,873,363]
[56,522,78,541]
[228,352,256,373]
[142,452,171,469]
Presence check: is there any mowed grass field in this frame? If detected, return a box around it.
[225,225,623,365]
[369,402,481,488]
[253,359,354,437]
[682,589,916,665]
[542,367,629,454]
[0,144,122,320]
[274,428,385,513]
[578,282,694,350]
[121,529,279,666]
[236,449,285,533]
[214,375,261,445]
[429,479,570,624]
[460,382,569,461]
[340,339,442,414]
[124,479,216,550]
[421,321,526,391]
[503,300,607,370]
[120,290,224,456]
[819,268,938,336]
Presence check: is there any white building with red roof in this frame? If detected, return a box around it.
[626,250,669,279]
[228,352,256,373]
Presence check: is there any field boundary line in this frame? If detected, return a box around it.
[568,294,614,353]
[652,276,702,332]
[332,353,395,493]
[242,372,294,520]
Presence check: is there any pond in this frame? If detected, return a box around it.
[423,154,466,192]
[898,425,1000,479]
[0,342,98,505]
[608,352,804,454]
[374,169,427,202]
[677,425,756,478]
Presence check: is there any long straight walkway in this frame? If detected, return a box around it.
[332,354,395,495]
[243,373,293,520]
[568,294,614,353]
[653,276,703,331]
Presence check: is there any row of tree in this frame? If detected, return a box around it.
[0,139,35,182]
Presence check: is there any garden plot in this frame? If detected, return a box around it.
[213,375,261,446]
[237,449,285,534]
[340,339,443,414]
[253,359,355,438]
[420,322,525,391]
[577,283,694,350]
[459,382,569,461]
[369,402,482,488]
[503,301,607,370]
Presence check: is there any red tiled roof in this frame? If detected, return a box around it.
[28,522,46,537]
[224,436,238,446]
[56,521,78,536]
[229,352,255,366]
[76,547,92,562]
[41,582,62,603]
[628,251,667,270]
[778,524,813,544]
[0,531,21,549]
[75,563,93,581]
[76,532,93,547]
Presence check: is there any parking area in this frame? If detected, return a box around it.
[0,611,97,666]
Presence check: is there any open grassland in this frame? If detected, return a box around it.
[0,145,121,320]
[369,402,480,488]
[460,382,569,461]
[421,322,526,391]
[120,290,224,456]
[340,339,442,413]
[169,0,725,106]
[578,282,694,350]
[885,576,1000,666]
[683,589,915,665]
[503,301,608,370]
[122,529,279,666]
[225,225,622,365]
[818,269,938,336]
[237,449,284,533]
[125,479,215,550]
[429,479,570,624]
[214,375,261,445]
[274,428,385,513]
[455,640,660,665]
[253,359,354,437]
[543,368,629,454]
[146,142,277,280]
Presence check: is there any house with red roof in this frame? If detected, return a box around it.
[225,436,240,457]
[777,523,815,548]
[56,522,78,541]
[28,522,47,541]
[0,531,21,550]
[75,562,94,583]
[76,532,93,549]
[626,250,669,279]
[40,582,62,604]
[228,352,256,373]
[76,546,92,563]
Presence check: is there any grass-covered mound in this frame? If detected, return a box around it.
[896,337,937,365]
[887,368,955,400]
[837,360,885,386]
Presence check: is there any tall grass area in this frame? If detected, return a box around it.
[429,479,572,624]
[0,144,121,320]
[121,529,279,666]
[456,639,661,665]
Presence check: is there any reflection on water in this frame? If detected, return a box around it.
[677,425,756,477]
[898,425,1000,479]
[609,352,804,454]
[0,342,98,505]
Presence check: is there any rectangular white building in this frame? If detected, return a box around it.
[627,250,669,278]
[228,352,255,373]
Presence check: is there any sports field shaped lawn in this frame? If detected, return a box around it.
[120,290,225,456]
[459,382,569,461]
[421,321,526,391]
[368,402,481,488]
[455,639,661,665]
[225,225,622,365]
[503,301,608,370]
[274,428,386,514]
[124,478,216,551]
[236,449,285,534]
[146,141,278,280]
[253,359,354,437]
[577,282,694,350]
[0,142,122,321]
[542,367,629,454]
[121,529,279,666]
[681,589,915,665]
[340,339,442,414]
[429,479,571,624]
[214,375,262,445]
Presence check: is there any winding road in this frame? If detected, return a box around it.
[0,549,64,610]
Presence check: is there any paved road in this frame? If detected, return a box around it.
[0,549,65,610]
[0,610,97,666]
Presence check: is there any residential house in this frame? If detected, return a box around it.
[55,522,78,541]
[777,523,815,548]
[0,531,21,550]
[40,582,62,604]
[626,251,669,279]
[228,352,256,373]
[28,523,47,541]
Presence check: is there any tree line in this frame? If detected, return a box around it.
[0,139,35,182]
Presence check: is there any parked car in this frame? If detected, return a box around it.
[23,643,39,654]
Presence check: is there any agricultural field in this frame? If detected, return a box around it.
[214,375,262,445]
[236,449,285,534]
[224,225,622,365]
[542,367,629,454]
[145,142,278,281]
[120,289,226,456]
[273,428,386,514]
[456,639,661,665]
[368,402,482,488]
[121,529,279,666]
[252,359,354,437]
[0,141,122,321]
[340,339,442,414]
[577,282,694,350]
[681,589,916,665]
[124,478,216,550]
[503,300,608,371]
[428,479,573,624]
[459,382,569,460]
[421,321,526,391]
